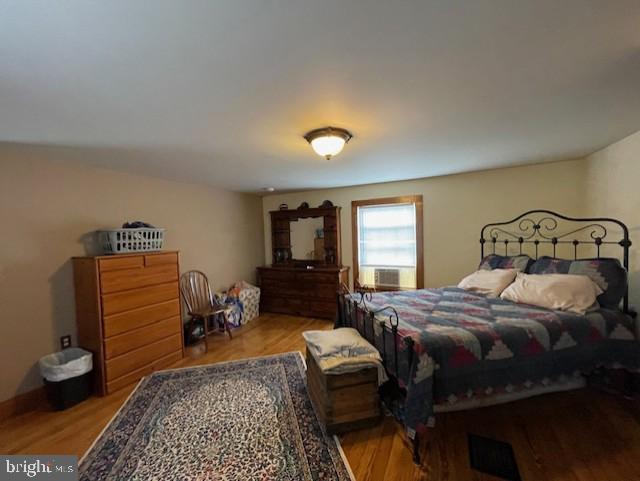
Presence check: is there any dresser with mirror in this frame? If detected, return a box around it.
[257,202,349,319]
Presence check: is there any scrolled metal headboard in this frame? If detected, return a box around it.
[480,210,632,313]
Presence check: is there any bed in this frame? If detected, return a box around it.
[336,210,639,462]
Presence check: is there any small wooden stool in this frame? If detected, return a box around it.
[305,348,381,434]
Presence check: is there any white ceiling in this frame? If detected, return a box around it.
[1,1,639,192]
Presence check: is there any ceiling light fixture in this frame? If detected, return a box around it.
[304,126,353,160]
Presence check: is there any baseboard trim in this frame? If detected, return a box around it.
[0,386,47,422]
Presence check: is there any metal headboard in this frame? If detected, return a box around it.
[480,210,632,313]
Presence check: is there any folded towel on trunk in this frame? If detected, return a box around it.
[303,328,388,385]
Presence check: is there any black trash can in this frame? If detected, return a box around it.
[39,348,93,410]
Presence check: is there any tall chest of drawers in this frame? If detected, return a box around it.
[73,251,184,395]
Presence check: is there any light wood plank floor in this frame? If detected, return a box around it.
[1,313,639,481]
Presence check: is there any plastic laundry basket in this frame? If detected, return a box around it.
[98,228,165,254]
[39,348,93,410]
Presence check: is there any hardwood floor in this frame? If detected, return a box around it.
[1,313,639,481]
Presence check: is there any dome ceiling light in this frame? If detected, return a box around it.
[304,126,353,160]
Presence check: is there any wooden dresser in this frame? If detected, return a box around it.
[72,251,183,395]
[257,266,349,319]
[260,203,349,319]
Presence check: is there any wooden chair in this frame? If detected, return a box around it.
[180,270,233,352]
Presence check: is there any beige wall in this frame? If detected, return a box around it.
[263,159,589,289]
[584,130,640,308]
[0,149,264,402]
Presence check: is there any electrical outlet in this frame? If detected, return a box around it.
[60,335,72,349]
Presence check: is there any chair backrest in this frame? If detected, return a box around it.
[180,270,213,315]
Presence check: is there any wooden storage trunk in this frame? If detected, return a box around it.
[306,348,381,434]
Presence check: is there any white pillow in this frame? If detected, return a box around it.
[500,272,603,315]
[457,269,518,298]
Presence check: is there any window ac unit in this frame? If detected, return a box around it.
[374,268,400,289]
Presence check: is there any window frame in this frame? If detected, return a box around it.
[351,195,424,290]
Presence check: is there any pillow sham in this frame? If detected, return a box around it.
[479,254,534,272]
[458,269,518,298]
[529,257,627,308]
[500,272,604,315]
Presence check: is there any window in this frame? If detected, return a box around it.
[351,196,423,290]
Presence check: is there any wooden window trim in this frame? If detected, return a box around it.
[351,195,424,290]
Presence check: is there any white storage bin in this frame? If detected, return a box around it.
[98,228,165,254]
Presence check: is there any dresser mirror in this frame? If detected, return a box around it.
[269,203,342,267]
[290,217,324,260]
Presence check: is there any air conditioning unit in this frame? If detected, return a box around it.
[374,268,400,289]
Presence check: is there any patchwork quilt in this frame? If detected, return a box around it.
[347,288,640,437]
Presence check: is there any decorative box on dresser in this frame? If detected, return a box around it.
[259,203,349,320]
[72,251,183,395]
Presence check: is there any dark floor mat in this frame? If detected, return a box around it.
[468,433,521,481]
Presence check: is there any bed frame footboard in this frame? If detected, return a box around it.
[336,284,422,464]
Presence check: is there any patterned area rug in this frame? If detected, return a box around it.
[79,352,354,481]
